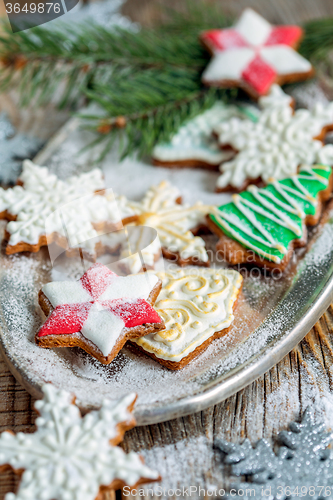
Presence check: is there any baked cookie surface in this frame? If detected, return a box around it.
[131,267,243,369]
[208,165,333,271]
[201,8,314,98]
[36,263,164,364]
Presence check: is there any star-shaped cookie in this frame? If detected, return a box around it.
[0,384,160,500]
[36,263,164,364]
[201,8,314,98]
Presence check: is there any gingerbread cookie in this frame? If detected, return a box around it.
[130,267,242,370]
[214,85,333,192]
[207,165,333,272]
[152,102,259,170]
[0,384,160,500]
[36,263,164,364]
[108,181,213,270]
[201,8,314,99]
[0,160,123,255]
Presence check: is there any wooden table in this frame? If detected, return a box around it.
[2,1,333,498]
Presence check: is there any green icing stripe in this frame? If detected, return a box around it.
[209,165,332,264]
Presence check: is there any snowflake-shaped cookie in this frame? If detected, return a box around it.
[0,384,160,500]
[37,263,163,364]
[106,181,213,272]
[152,102,258,169]
[214,85,333,191]
[0,160,122,255]
[201,8,313,98]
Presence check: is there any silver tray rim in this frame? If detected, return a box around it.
[0,116,332,426]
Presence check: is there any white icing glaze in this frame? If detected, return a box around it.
[0,160,122,249]
[152,103,257,165]
[42,264,159,356]
[111,181,213,269]
[202,8,312,90]
[134,267,242,362]
[235,8,271,45]
[118,228,162,274]
[215,87,333,189]
[0,384,158,500]
[259,84,293,109]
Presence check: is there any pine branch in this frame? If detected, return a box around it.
[300,18,333,61]
[3,3,333,161]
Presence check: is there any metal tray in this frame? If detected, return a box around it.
[0,109,333,426]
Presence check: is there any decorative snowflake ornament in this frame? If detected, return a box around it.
[0,160,123,255]
[37,263,164,364]
[201,8,313,98]
[216,408,333,499]
[0,384,160,500]
[115,181,213,271]
[0,113,42,186]
[214,85,333,191]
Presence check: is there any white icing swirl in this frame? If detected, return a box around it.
[135,268,242,362]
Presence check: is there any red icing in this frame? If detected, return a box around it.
[265,26,303,47]
[202,29,246,51]
[103,299,161,328]
[242,55,276,95]
[38,303,92,336]
[80,263,116,300]
[38,264,162,341]
[202,11,309,96]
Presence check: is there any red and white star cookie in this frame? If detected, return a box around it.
[201,8,314,98]
[36,263,164,364]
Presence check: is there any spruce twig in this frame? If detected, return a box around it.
[1,4,333,159]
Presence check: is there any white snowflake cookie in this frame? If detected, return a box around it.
[214,85,333,191]
[152,102,259,169]
[0,384,160,500]
[0,160,123,255]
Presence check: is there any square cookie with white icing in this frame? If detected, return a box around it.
[130,267,243,370]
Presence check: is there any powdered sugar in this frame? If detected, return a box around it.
[1,208,332,420]
[1,83,333,422]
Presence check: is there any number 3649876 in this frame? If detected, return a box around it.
[5,3,61,13]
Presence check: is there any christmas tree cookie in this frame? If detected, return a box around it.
[207,165,333,271]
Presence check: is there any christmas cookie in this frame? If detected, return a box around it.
[207,165,333,272]
[152,102,259,170]
[201,8,314,98]
[0,384,160,500]
[36,263,164,364]
[130,267,243,370]
[112,181,213,269]
[214,85,333,192]
[0,160,123,255]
